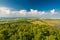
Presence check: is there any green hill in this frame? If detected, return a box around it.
[0,19,60,40]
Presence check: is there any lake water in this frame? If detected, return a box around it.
[55,24,60,28]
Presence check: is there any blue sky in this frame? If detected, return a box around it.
[0,0,60,11]
[0,0,60,19]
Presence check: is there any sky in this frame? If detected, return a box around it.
[0,0,60,19]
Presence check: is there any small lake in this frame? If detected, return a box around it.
[55,24,60,28]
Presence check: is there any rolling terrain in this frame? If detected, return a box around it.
[0,18,60,40]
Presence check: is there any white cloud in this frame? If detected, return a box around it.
[38,11,45,15]
[0,7,10,14]
[0,7,59,18]
[50,9,55,15]
[28,9,45,16]
[19,10,26,15]
[0,7,11,17]
[28,9,37,16]
[11,11,19,15]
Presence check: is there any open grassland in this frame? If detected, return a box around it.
[0,18,60,40]
[44,19,60,24]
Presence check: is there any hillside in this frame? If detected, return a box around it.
[0,19,60,40]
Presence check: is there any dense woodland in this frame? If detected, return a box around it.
[0,19,60,40]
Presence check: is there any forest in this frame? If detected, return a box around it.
[0,18,60,40]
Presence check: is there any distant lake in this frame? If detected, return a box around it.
[55,24,60,28]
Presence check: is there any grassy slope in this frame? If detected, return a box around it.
[0,19,60,40]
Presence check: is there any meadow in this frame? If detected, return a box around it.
[0,18,60,40]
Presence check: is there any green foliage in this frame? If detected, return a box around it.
[0,19,60,40]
